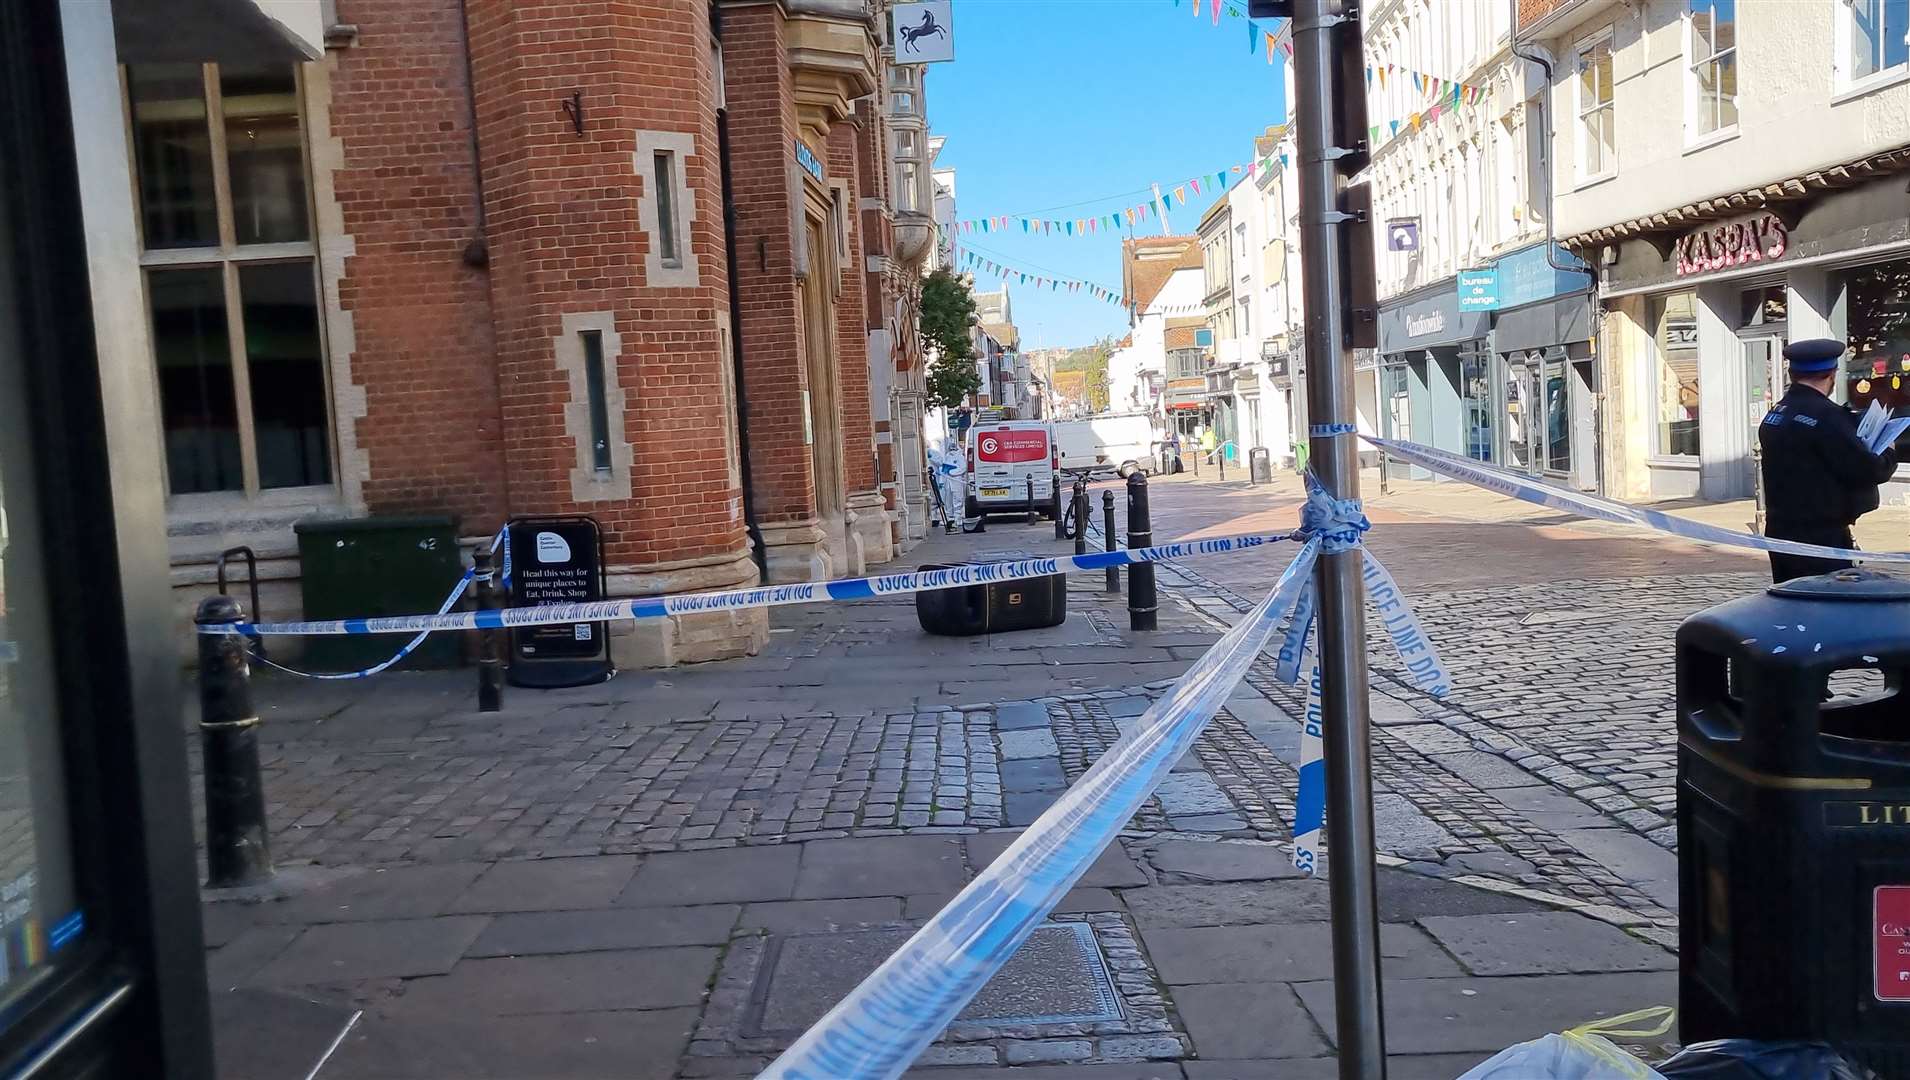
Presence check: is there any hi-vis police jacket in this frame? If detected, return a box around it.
[1757,382,1898,535]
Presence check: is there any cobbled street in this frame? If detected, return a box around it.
[194,469,1780,1078]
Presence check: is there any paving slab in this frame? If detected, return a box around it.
[1558,828,1681,909]
[1373,794,1460,860]
[1154,774,1238,817]
[1167,982,1330,1060]
[753,924,1122,1037]
[794,835,968,899]
[1181,1054,1489,1080]
[966,831,1149,888]
[1481,785,1615,832]
[739,898,903,934]
[394,947,720,1015]
[448,855,640,913]
[1124,871,1544,929]
[1140,922,1462,985]
[996,701,1054,730]
[1293,971,1678,1055]
[254,916,489,985]
[466,905,737,957]
[321,1005,698,1080]
[1143,841,1304,883]
[1006,789,1062,826]
[1002,757,1069,792]
[1428,751,1546,790]
[207,926,302,990]
[263,864,488,924]
[1417,911,1677,976]
[210,987,360,1080]
[618,845,801,907]
[901,1065,1185,1080]
[1001,729,1062,759]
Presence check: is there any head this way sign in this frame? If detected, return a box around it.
[891,1,954,64]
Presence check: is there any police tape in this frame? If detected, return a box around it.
[757,538,1324,1080]
[1367,435,1910,564]
[760,480,1449,1078]
[241,528,508,680]
[208,532,1294,638]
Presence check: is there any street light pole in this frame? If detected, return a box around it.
[1290,0,1387,1076]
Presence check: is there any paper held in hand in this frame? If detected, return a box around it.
[1856,399,1910,455]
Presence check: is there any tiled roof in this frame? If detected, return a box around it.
[981,321,1019,349]
[1121,235,1199,313]
[1164,325,1199,350]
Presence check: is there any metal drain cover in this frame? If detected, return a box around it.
[746,922,1122,1037]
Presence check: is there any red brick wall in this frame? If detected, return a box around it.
[828,120,877,497]
[327,0,507,527]
[720,4,815,525]
[464,0,744,567]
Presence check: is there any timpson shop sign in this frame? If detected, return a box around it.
[1674,211,1789,278]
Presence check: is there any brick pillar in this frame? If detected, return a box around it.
[720,2,830,583]
[829,116,891,569]
[466,0,762,666]
[323,0,508,526]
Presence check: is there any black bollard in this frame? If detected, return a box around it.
[1126,472,1157,631]
[1218,450,1226,482]
[1053,475,1067,539]
[1103,489,1120,593]
[196,596,272,889]
[1026,475,1037,525]
[1073,481,1089,556]
[474,547,505,713]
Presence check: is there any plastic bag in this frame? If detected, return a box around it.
[1458,1007,1677,1080]
[1657,1040,1878,1080]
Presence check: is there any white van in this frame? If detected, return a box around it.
[1053,412,1158,477]
[966,420,1057,518]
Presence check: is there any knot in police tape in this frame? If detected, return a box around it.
[757,482,1451,1080]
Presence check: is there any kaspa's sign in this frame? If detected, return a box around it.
[1674,212,1788,278]
[891,1,953,64]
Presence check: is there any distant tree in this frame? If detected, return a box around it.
[1053,337,1114,411]
[920,268,982,408]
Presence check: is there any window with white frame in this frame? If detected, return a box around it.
[1574,31,1616,181]
[128,62,331,497]
[1840,0,1910,87]
[896,161,920,212]
[1687,0,1737,138]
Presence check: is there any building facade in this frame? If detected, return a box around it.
[1360,0,1597,486]
[67,0,942,668]
[1524,0,1910,502]
[1108,236,1204,427]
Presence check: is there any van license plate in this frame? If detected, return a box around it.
[980,487,1009,497]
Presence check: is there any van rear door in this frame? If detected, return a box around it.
[973,425,1051,504]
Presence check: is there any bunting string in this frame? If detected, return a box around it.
[955,245,1210,316]
[950,154,1294,239]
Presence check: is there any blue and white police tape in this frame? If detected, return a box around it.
[758,537,1323,1080]
[1365,435,1910,565]
[209,532,1294,639]
[242,527,509,680]
[1265,477,1452,873]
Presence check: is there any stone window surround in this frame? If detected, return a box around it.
[555,311,634,503]
[635,130,700,288]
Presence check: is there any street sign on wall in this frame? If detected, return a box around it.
[891,1,954,64]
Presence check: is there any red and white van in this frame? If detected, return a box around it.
[966,420,1057,519]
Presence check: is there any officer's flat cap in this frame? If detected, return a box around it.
[1784,338,1846,372]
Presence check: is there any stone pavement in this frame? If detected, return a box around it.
[195,504,1696,1079]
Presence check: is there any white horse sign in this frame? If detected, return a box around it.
[891,0,954,64]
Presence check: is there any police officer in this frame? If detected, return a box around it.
[1758,338,1897,583]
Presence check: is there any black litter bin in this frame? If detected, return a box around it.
[1249,446,1273,484]
[915,552,1066,636]
[1676,568,1910,1077]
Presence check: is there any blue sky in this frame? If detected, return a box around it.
[925,1,1288,349]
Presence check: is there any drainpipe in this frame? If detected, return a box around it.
[455,0,490,268]
[714,8,768,581]
[1511,6,1605,489]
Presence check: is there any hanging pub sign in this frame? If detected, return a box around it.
[1674,212,1788,278]
[505,515,613,688]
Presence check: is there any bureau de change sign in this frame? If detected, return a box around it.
[505,516,612,688]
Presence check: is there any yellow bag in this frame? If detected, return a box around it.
[1459,1006,1676,1080]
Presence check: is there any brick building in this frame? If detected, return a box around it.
[66,0,939,668]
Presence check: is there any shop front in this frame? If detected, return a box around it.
[1583,152,1910,501]
[1486,244,1598,490]
[1376,284,1490,481]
